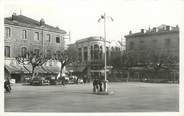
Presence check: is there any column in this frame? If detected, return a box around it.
[81,47,84,63]
[88,46,91,62]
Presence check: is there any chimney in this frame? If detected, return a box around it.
[12,12,17,20]
[176,25,179,29]
[152,27,156,32]
[40,18,45,26]
[56,26,59,29]
[166,26,170,31]
[129,30,132,35]
[141,29,144,33]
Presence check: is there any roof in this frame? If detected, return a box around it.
[76,36,110,44]
[125,24,179,38]
[4,14,66,34]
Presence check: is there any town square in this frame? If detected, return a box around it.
[2,0,183,114]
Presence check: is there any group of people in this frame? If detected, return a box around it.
[93,78,103,92]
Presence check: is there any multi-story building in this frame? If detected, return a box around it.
[4,13,66,82]
[124,24,179,82]
[124,24,179,64]
[67,36,121,82]
[4,13,66,58]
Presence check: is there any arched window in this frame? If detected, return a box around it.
[21,47,27,58]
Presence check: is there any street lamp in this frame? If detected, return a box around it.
[98,13,113,92]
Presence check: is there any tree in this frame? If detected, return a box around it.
[16,51,48,79]
[64,44,79,63]
[53,45,79,79]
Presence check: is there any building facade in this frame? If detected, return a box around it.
[67,36,121,82]
[4,13,66,58]
[124,24,179,64]
[123,24,179,82]
[4,13,66,82]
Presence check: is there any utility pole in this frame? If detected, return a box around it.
[98,13,113,93]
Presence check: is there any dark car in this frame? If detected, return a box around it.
[30,77,42,86]
[30,77,50,86]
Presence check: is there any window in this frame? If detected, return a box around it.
[100,46,103,59]
[5,46,10,57]
[21,47,27,57]
[56,51,61,55]
[129,42,134,50]
[139,40,145,49]
[91,46,94,60]
[152,39,157,43]
[152,39,157,47]
[78,48,82,61]
[165,38,171,46]
[5,27,11,38]
[56,51,61,58]
[56,37,60,43]
[94,44,99,60]
[34,32,39,40]
[46,34,51,42]
[22,30,27,40]
[34,49,40,56]
[46,50,51,58]
[84,47,88,61]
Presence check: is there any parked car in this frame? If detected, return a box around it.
[30,77,50,86]
[30,77,41,86]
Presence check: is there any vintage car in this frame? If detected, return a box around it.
[30,77,50,86]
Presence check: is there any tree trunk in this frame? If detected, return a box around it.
[32,66,36,79]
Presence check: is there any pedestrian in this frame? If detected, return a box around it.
[4,79,11,93]
[98,79,103,92]
[93,78,98,93]
[61,76,65,86]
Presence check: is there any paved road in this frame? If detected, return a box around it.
[4,82,179,112]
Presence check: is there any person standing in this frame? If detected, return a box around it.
[93,78,98,93]
[4,79,11,93]
[98,79,103,92]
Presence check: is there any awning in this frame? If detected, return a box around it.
[5,65,23,74]
[45,66,60,74]
[128,67,145,70]
[34,66,48,73]
[90,69,109,73]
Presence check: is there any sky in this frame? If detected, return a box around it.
[3,0,184,44]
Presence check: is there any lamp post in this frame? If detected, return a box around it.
[98,13,113,92]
